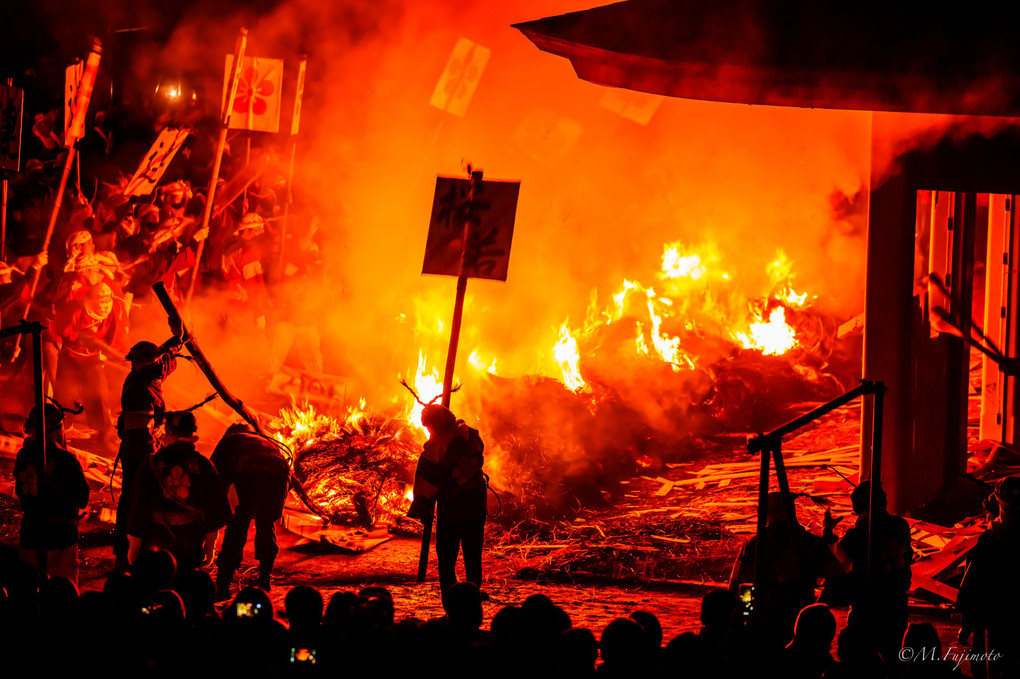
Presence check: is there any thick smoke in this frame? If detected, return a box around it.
[45,1,885,510]
[141,1,869,378]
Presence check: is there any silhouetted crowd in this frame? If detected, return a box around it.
[0,543,991,679]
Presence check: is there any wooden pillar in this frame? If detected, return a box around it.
[980,195,1010,442]
[861,113,922,515]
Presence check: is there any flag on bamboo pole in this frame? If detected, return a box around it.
[0,85,24,172]
[291,57,306,136]
[155,247,197,305]
[212,152,270,215]
[429,38,490,117]
[423,176,520,281]
[66,42,102,144]
[123,128,190,197]
[223,55,283,133]
[598,87,662,126]
[64,60,83,146]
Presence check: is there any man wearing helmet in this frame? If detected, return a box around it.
[14,403,91,586]
[52,281,126,448]
[111,335,183,570]
[221,212,270,329]
[55,229,124,304]
[408,403,487,604]
[126,411,231,572]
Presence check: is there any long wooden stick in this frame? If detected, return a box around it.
[184,28,247,310]
[1,175,8,262]
[10,146,76,361]
[277,140,297,271]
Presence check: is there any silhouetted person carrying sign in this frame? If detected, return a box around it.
[957,475,1020,679]
[14,403,90,586]
[407,404,487,605]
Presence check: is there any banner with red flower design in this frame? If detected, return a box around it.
[222,55,284,133]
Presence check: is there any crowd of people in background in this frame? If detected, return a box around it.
[0,88,325,451]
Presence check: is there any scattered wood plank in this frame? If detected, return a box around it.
[655,478,675,496]
[911,573,959,602]
[651,535,691,544]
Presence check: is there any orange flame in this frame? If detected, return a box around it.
[734,306,798,355]
[468,349,497,375]
[408,350,443,434]
[553,322,585,391]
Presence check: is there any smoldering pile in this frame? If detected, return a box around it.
[462,302,860,524]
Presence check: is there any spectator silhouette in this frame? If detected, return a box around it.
[555,627,599,678]
[729,491,842,651]
[900,622,963,679]
[835,480,914,664]
[598,617,649,676]
[129,547,177,599]
[826,621,887,679]
[780,603,837,679]
[446,581,487,646]
[957,475,1020,679]
[174,568,217,621]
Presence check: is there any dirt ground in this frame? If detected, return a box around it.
[53,512,960,649]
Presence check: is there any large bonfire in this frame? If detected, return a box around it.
[267,240,859,529]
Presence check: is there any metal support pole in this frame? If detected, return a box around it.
[31,325,47,579]
[753,440,770,610]
[868,381,887,583]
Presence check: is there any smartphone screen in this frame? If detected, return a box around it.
[738,583,754,618]
[290,648,316,664]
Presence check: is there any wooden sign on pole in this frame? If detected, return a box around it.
[1,79,23,263]
[414,168,520,583]
[0,82,23,173]
[12,40,102,360]
[122,127,190,197]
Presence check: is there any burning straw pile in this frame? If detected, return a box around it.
[267,402,421,533]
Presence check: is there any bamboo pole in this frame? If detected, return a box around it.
[184,28,247,310]
[277,56,306,272]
